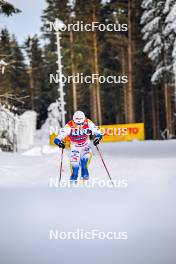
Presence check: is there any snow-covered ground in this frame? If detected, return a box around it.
[0,140,175,187]
[0,140,176,264]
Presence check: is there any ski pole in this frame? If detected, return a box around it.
[59,148,64,184]
[96,145,114,186]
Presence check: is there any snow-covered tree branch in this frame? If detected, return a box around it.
[141,0,176,84]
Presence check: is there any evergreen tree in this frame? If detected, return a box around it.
[164,0,176,133]
[0,29,30,113]
[24,35,47,127]
[0,28,12,101]
[141,0,175,135]
[0,0,20,16]
[99,0,125,124]
[141,0,170,83]
[10,36,30,111]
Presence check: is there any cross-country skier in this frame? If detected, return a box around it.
[54,111,102,181]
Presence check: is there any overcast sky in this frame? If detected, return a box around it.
[0,0,47,44]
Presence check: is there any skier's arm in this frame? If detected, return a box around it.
[88,120,103,145]
[54,124,71,148]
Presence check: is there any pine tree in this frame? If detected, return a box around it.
[24,35,47,127]
[98,0,126,124]
[0,29,30,113]
[0,0,20,16]
[164,0,176,133]
[10,36,29,111]
[0,28,12,102]
[141,0,175,136]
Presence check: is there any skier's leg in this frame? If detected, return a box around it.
[81,150,92,180]
[70,150,81,181]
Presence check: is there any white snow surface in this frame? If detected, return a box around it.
[0,140,175,188]
[0,140,176,264]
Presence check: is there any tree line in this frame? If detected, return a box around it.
[0,0,176,138]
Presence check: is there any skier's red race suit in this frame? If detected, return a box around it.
[56,118,102,180]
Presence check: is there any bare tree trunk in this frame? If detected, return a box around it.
[29,67,35,111]
[127,1,135,123]
[121,47,128,123]
[174,80,176,136]
[168,66,176,136]
[141,96,145,124]
[90,83,98,123]
[92,8,102,125]
[151,85,159,139]
[169,86,174,135]
[69,21,77,113]
[164,83,173,136]
[155,87,160,139]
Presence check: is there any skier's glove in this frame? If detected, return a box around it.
[54,138,65,149]
[93,137,100,146]
[93,134,102,146]
[58,142,65,149]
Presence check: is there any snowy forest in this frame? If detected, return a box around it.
[0,3,176,263]
[1,0,176,142]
